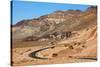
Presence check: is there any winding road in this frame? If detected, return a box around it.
[29,46,54,59]
[29,46,97,61]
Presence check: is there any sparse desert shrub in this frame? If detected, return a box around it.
[82,45,86,48]
[50,42,55,45]
[64,44,69,47]
[52,53,58,57]
[69,45,74,49]
[68,56,72,58]
[74,42,77,45]
[51,46,55,49]
[77,42,81,45]
[86,28,89,31]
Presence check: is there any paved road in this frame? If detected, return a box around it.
[78,58,97,60]
[29,46,54,59]
[29,47,97,61]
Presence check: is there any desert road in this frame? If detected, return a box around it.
[29,46,97,61]
[29,46,54,59]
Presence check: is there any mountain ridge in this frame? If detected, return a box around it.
[12,6,97,40]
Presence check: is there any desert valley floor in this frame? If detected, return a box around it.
[12,26,97,66]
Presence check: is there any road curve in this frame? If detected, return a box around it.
[29,46,97,61]
[29,47,54,59]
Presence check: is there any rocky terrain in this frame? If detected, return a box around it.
[11,6,97,66]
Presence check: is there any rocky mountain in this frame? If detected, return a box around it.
[12,6,97,40]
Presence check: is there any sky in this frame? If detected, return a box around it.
[12,1,92,25]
